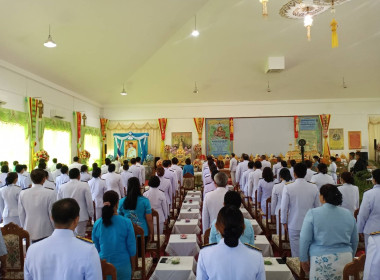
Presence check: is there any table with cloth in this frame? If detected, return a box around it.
[178,208,201,220]
[181,201,200,210]
[165,234,200,256]
[255,235,274,257]
[264,258,294,280]
[173,219,201,235]
[150,257,197,280]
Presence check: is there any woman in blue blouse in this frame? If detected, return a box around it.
[118,177,154,252]
[92,190,136,280]
[300,184,358,279]
[183,158,194,176]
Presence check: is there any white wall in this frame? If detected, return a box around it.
[0,60,101,158]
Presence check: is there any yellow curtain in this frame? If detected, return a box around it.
[106,120,161,157]
[368,115,380,161]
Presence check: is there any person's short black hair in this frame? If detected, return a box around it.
[5,172,18,185]
[136,157,141,163]
[172,157,179,165]
[149,176,160,188]
[1,165,9,173]
[224,191,241,208]
[254,161,262,169]
[248,161,254,169]
[30,169,46,184]
[262,167,274,182]
[81,165,88,172]
[261,155,266,160]
[305,160,313,168]
[279,168,292,182]
[290,160,296,167]
[207,155,213,161]
[53,158,57,163]
[105,158,111,165]
[38,162,47,169]
[162,160,170,168]
[123,160,128,165]
[130,158,137,165]
[231,153,235,157]
[185,158,191,165]
[243,154,249,161]
[372,169,380,184]
[355,151,361,157]
[341,172,354,185]
[320,184,342,206]
[330,156,336,162]
[69,168,80,179]
[39,159,46,164]
[61,165,69,174]
[211,169,219,181]
[56,163,63,170]
[281,161,288,168]
[313,155,320,160]
[22,164,28,171]
[108,164,116,173]
[52,198,80,227]
[349,152,355,158]
[317,163,328,174]
[13,161,18,166]
[92,162,98,169]
[294,163,307,178]
[123,164,129,171]
[92,167,101,178]
[15,164,24,173]
[73,156,79,162]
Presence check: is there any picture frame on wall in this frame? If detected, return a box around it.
[348,131,362,150]
[329,128,344,150]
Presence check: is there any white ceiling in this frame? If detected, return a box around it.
[0,0,379,107]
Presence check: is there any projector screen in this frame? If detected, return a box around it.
[233,117,294,156]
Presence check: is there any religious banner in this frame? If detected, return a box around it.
[319,114,331,158]
[193,118,204,144]
[113,132,149,163]
[298,116,322,153]
[205,118,232,156]
[294,116,299,139]
[158,118,167,155]
[172,132,192,149]
[100,118,108,162]
[329,128,344,150]
[229,118,234,141]
[74,112,82,155]
[348,131,362,150]
[27,97,41,168]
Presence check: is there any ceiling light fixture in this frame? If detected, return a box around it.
[267,81,271,93]
[43,25,57,48]
[260,0,269,16]
[342,77,347,88]
[193,82,199,94]
[120,84,127,96]
[191,16,200,37]
[303,7,313,41]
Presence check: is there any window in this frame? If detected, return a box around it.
[83,132,101,166]
[43,129,71,165]
[0,121,29,167]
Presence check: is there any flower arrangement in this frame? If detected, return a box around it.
[79,150,91,159]
[170,146,178,154]
[193,144,202,153]
[164,145,171,153]
[106,154,115,161]
[34,150,50,162]
[145,154,154,162]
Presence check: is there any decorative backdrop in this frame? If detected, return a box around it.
[113,132,149,163]
[205,118,232,156]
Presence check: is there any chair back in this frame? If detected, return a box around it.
[101,259,117,280]
[203,228,211,245]
[132,224,146,280]
[1,222,30,280]
[278,209,289,244]
[183,173,195,191]
[343,254,366,280]
[254,190,259,219]
[146,209,161,257]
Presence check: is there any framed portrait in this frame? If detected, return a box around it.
[329,128,344,150]
[348,131,362,150]
[171,132,192,149]
[124,140,139,159]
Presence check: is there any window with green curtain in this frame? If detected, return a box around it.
[0,108,29,168]
[42,118,72,166]
[82,126,101,167]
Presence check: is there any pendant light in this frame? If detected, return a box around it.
[120,84,127,96]
[43,25,57,48]
[260,0,269,16]
[191,16,200,37]
[193,82,199,94]
[304,7,313,41]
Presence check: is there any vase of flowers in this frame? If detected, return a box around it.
[193,144,202,159]
[79,150,91,165]
[34,150,50,163]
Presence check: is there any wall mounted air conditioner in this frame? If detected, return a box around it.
[265,57,285,73]
[50,109,65,119]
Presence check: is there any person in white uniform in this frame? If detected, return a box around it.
[229,153,238,186]
[0,172,22,226]
[80,165,92,182]
[68,156,83,171]
[281,162,320,257]
[136,157,146,186]
[202,172,228,233]
[143,176,168,234]
[289,160,296,181]
[275,161,288,183]
[163,160,178,195]
[272,156,282,180]
[52,163,62,183]
[260,155,271,170]
[257,167,275,216]
[128,158,143,184]
[347,152,357,172]
[38,162,54,182]
[236,154,249,188]
[112,158,121,174]
[48,158,58,173]
[119,160,128,173]
[338,172,359,215]
[310,163,335,190]
[304,160,317,181]
[241,161,254,195]
[88,168,107,220]
[57,168,94,237]
[157,166,172,214]
[202,156,213,172]
[357,169,380,249]
[271,168,292,235]
[171,157,183,186]
[0,165,9,188]
[101,164,124,199]
[18,169,57,243]
[16,164,31,190]
[43,171,56,192]
[328,156,338,184]
[120,164,133,194]
[364,232,380,280]
[203,169,218,196]
[197,205,265,280]
[101,158,111,175]
[247,161,262,199]
[55,165,70,191]
[24,198,102,280]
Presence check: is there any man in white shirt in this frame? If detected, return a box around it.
[18,169,56,243]
[112,157,121,174]
[348,152,357,172]
[241,161,254,196]
[49,158,58,173]
[136,157,146,186]
[56,166,70,191]
[101,158,111,175]
[304,160,317,181]
[163,160,178,195]
[310,163,335,190]
[289,160,296,181]
[236,154,249,188]
[38,162,54,182]
[101,164,124,199]
[229,153,238,186]
[68,157,82,171]
[52,163,62,183]
[202,156,213,172]
[129,158,143,184]
[272,157,282,179]
[16,164,31,190]
[202,172,229,233]
[57,168,94,237]
[260,155,271,170]
[247,161,263,199]
[171,157,183,186]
